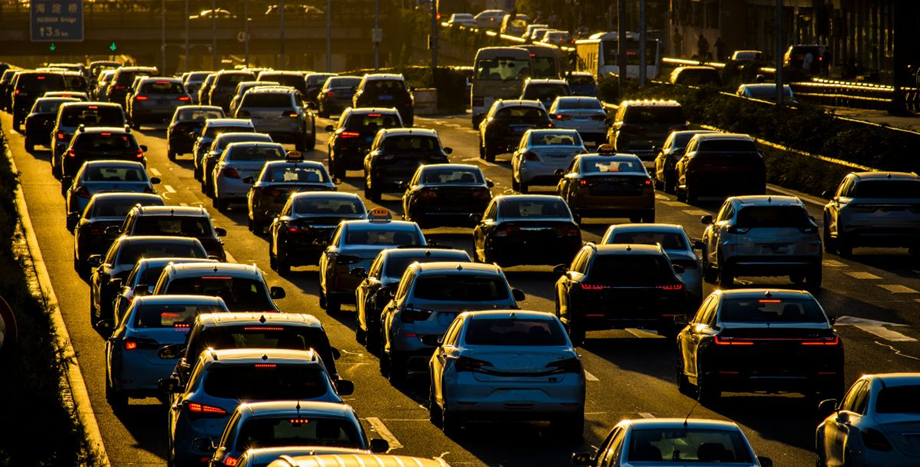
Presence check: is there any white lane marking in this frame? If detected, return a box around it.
[163,184,176,193]
[654,194,668,200]
[835,316,908,327]
[626,328,663,339]
[823,260,847,268]
[366,417,404,450]
[179,202,188,207]
[149,168,162,177]
[846,272,881,280]
[584,370,600,382]
[682,209,710,216]
[768,184,826,207]
[854,325,918,342]
[662,201,686,207]
[878,284,918,294]
[225,251,237,263]
[638,412,656,419]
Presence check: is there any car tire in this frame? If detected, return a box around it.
[676,185,687,202]
[24,138,34,154]
[696,366,721,405]
[167,148,176,161]
[485,146,496,163]
[664,173,677,194]
[823,223,837,253]
[519,181,528,194]
[642,210,656,223]
[388,353,406,385]
[332,159,346,180]
[318,105,329,119]
[511,176,519,192]
[355,321,366,345]
[326,295,341,314]
[105,366,128,410]
[276,253,291,275]
[269,244,278,271]
[837,235,853,257]
[379,350,390,377]
[718,258,734,288]
[365,322,379,350]
[676,352,693,396]
[567,321,585,347]
[478,140,486,160]
[90,289,100,328]
[441,407,461,436]
[806,266,823,290]
[686,183,699,204]
[429,385,443,427]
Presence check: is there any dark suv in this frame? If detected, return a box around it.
[117,205,228,261]
[478,99,552,162]
[325,107,403,179]
[60,127,147,183]
[208,70,256,112]
[23,97,79,153]
[363,128,450,201]
[51,102,127,177]
[127,77,191,127]
[353,74,414,126]
[105,66,158,109]
[11,71,66,130]
[675,133,766,204]
[607,100,688,161]
[257,70,308,97]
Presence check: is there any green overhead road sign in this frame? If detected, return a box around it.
[110,42,117,52]
[31,0,84,42]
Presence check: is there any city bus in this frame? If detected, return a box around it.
[470,46,532,128]
[575,32,661,80]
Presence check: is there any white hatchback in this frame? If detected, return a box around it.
[547,96,608,146]
[428,310,585,436]
[511,128,586,193]
[212,141,286,211]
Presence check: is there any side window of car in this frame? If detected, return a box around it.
[330,226,343,247]
[602,428,626,467]
[394,271,415,302]
[186,358,206,392]
[280,201,292,217]
[443,318,463,347]
[851,382,871,415]
[836,178,851,198]
[692,296,714,324]
[218,411,241,450]
[702,298,720,327]
[572,249,591,275]
[369,256,383,280]
[483,202,497,221]
[840,380,865,412]
[716,201,734,223]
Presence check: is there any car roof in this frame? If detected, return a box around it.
[411,261,502,275]
[495,99,544,108]
[131,205,210,216]
[139,77,181,83]
[466,309,556,321]
[381,248,467,259]
[619,418,742,431]
[77,126,130,134]
[134,257,216,267]
[715,288,816,300]
[214,132,271,142]
[851,171,919,181]
[132,295,226,306]
[244,448,369,462]
[864,373,920,386]
[278,454,448,467]
[204,118,254,127]
[115,235,204,246]
[419,163,480,172]
[671,130,718,137]
[693,133,754,142]
[165,262,261,277]
[238,400,351,417]
[347,107,400,115]
[245,86,299,95]
[676,66,719,72]
[495,194,565,203]
[592,244,665,255]
[528,128,579,135]
[197,312,323,328]
[619,99,681,107]
[342,219,420,231]
[290,191,360,201]
[730,195,803,207]
[605,223,687,235]
[207,348,319,364]
[223,141,285,151]
[362,73,404,81]
[89,192,162,202]
[81,160,145,169]
[526,78,568,85]
[577,154,644,163]
[176,105,223,112]
[378,128,438,137]
[61,101,122,110]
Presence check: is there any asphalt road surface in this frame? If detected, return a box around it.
[3,111,920,467]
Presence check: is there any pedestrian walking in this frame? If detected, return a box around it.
[672,29,683,57]
[697,34,710,61]
[714,37,725,62]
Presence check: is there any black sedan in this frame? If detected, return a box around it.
[23,97,79,153]
[472,194,581,267]
[326,108,402,180]
[676,289,844,405]
[402,163,493,228]
[166,105,225,160]
[363,128,450,202]
[246,158,336,234]
[478,99,552,162]
[72,193,164,276]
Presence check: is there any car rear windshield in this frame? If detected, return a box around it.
[610,231,687,250]
[134,303,225,328]
[384,252,469,278]
[234,417,361,450]
[241,93,294,108]
[735,206,811,228]
[698,139,757,152]
[215,134,270,150]
[412,274,509,301]
[530,57,557,79]
[90,196,163,217]
[344,113,401,131]
[164,277,272,310]
[465,318,567,346]
[83,166,146,182]
[624,106,685,124]
[216,73,255,87]
[16,73,66,92]
[381,135,439,152]
[194,326,335,374]
[345,227,422,246]
[567,75,595,86]
[33,99,74,113]
[875,385,920,414]
[203,366,329,400]
[186,72,211,83]
[720,298,827,323]
[522,84,570,100]
[499,199,570,218]
[132,216,213,237]
[587,255,675,285]
[177,108,224,121]
[628,428,753,463]
[365,79,406,93]
[266,166,328,183]
[306,74,333,85]
[74,133,138,151]
[205,125,254,139]
[228,145,285,162]
[422,168,483,184]
[495,106,547,120]
[327,77,361,89]
[851,180,920,199]
[745,86,793,99]
[557,98,602,110]
[140,81,185,93]
[294,197,362,215]
[61,106,124,127]
[530,132,581,146]
[115,71,152,85]
[114,242,206,265]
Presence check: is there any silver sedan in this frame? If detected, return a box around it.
[511,128,586,193]
[65,160,159,230]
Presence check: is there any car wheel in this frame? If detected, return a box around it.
[90,289,100,328]
[654,176,664,191]
[276,250,291,275]
[379,349,390,377]
[441,407,461,436]
[696,366,721,405]
[567,321,585,347]
[676,185,687,202]
[519,181,528,194]
[511,176,520,192]
[478,138,485,159]
[268,243,278,271]
[718,257,734,288]
[806,266,823,290]
[295,139,305,152]
[167,149,176,161]
[105,367,128,410]
[643,210,656,223]
[318,105,329,119]
[318,288,327,309]
[665,173,677,194]
[305,130,316,151]
[823,223,837,253]
[702,248,718,283]
[365,322,379,350]
[837,235,853,257]
[686,183,699,204]
[333,160,346,180]
[429,384,443,427]
[388,353,406,385]
[485,146,496,163]
[25,138,34,154]
[326,295,341,314]
[214,197,229,212]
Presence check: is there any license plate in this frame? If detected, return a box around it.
[378,95,393,101]
[761,244,792,254]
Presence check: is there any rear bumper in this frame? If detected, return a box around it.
[704,361,843,394]
[485,237,581,266]
[443,376,584,419]
[724,255,821,276]
[839,225,920,247]
[685,172,766,196]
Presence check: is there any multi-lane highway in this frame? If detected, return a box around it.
[3,110,920,467]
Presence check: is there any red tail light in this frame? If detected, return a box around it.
[579,178,597,186]
[135,95,149,101]
[178,96,191,101]
[801,336,840,346]
[494,224,520,237]
[87,225,107,235]
[57,132,65,140]
[861,428,893,451]
[124,337,158,350]
[341,131,360,139]
[326,90,336,98]
[114,85,126,90]
[186,402,227,415]
[220,167,241,179]
[263,187,281,197]
[554,114,574,121]
[254,363,276,369]
[546,357,582,373]
[124,341,137,350]
[556,224,580,237]
[222,456,239,466]
[455,355,492,372]
[287,225,309,233]
[656,284,683,290]
[522,151,539,162]
[66,149,76,158]
[136,149,144,159]
[472,188,491,200]
[418,188,437,201]
[75,186,91,199]
[714,336,754,346]
[401,307,433,323]
[643,179,652,186]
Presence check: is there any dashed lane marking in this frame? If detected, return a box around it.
[854,325,918,342]
[163,184,176,193]
[225,251,237,263]
[823,260,847,267]
[149,168,162,177]
[365,417,404,450]
[655,194,668,200]
[584,370,600,382]
[461,156,499,168]
[179,202,188,207]
[878,284,919,294]
[682,209,710,216]
[638,412,656,419]
[626,328,663,339]
[662,201,686,207]
[845,272,881,280]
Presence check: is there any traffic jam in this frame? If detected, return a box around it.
[2,40,920,467]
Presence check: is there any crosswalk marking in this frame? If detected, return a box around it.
[845,272,881,280]
[878,284,918,294]
[655,194,668,200]
[854,325,918,342]
[822,260,847,268]
[366,417,404,450]
[584,370,600,382]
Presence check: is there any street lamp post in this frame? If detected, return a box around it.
[280,0,286,69]
[617,0,626,98]
[326,0,332,71]
[374,0,380,71]
[245,0,250,67]
[639,0,647,86]
[161,0,166,74]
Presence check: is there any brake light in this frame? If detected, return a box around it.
[124,341,137,350]
[861,428,893,451]
[114,85,126,90]
[254,363,276,369]
[287,225,309,233]
[494,224,520,237]
[124,337,158,350]
[580,283,607,290]
[455,355,492,372]
[37,76,45,80]
[418,188,437,201]
[546,357,582,373]
[135,95,149,101]
[644,179,652,186]
[656,284,683,290]
[554,114,574,121]
[579,178,597,186]
[57,132,65,140]
[75,186,91,199]
[326,90,336,98]
[367,113,381,117]
[801,336,840,346]
[401,307,433,323]
[66,149,76,158]
[88,105,98,109]
[283,110,298,117]
[101,132,112,136]
[713,336,754,346]
[727,226,750,234]
[244,326,285,331]
[522,151,539,162]
[472,188,491,200]
[264,187,281,197]
[556,224,580,237]
[341,131,360,139]
[220,167,241,179]
[187,402,227,415]
[178,96,190,101]
[222,456,239,467]
[136,149,144,159]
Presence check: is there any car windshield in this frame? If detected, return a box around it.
[627,428,754,463]
[138,265,170,285]
[465,318,567,346]
[382,135,439,152]
[523,84,570,100]
[294,197,362,215]
[83,166,146,182]
[205,125,254,139]
[851,180,920,199]
[610,231,687,250]
[194,326,335,374]
[475,58,531,81]
[132,217,213,237]
[735,206,811,229]
[133,303,225,329]
[624,106,685,125]
[91,197,163,217]
[177,109,224,121]
[234,417,361,450]
[581,159,644,173]
[875,385,920,414]
[215,134,269,150]
[567,75,595,86]
[115,243,206,265]
[327,77,362,89]
[366,80,406,92]
[203,366,329,400]
[720,298,827,323]
[673,132,712,149]
[140,81,184,93]
[587,255,675,285]
[698,139,757,152]
[267,166,328,183]
[216,73,254,87]
[228,146,285,162]
[745,86,793,99]
[164,277,272,311]
[242,93,293,108]
[383,253,468,278]
[62,107,124,127]
[33,99,73,113]
[412,274,509,301]
[344,113,401,131]
[345,227,422,246]
[17,74,66,93]
[531,132,581,146]
[499,199,569,218]
[422,168,483,184]
[495,106,546,120]
[557,98,602,110]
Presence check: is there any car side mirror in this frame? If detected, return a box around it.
[553,264,567,277]
[701,215,713,225]
[214,227,227,237]
[469,213,483,224]
[352,267,367,278]
[818,398,838,414]
[325,125,335,132]
[809,215,816,223]
[673,314,689,326]
[150,177,161,185]
[270,286,286,299]
[443,147,453,155]
[335,379,355,396]
[512,288,526,302]
[331,347,341,360]
[110,278,123,290]
[554,169,564,176]
[672,265,685,275]
[158,344,184,360]
[486,178,494,188]
[369,439,389,453]
[139,145,148,152]
[757,457,773,467]
[651,145,659,153]
[88,255,103,267]
[158,377,181,393]
[133,284,149,297]
[571,452,594,465]
[828,316,837,325]
[397,181,408,190]
[307,102,318,110]
[692,240,705,250]
[242,176,254,184]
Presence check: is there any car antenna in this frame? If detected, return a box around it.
[683,399,699,429]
